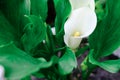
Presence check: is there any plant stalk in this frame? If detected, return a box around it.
[80,56,96,80]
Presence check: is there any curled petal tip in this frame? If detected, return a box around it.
[69,0,95,10]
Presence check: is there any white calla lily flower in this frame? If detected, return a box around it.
[0,65,5,80]
[64,7,97,49]
[69,0,95,10]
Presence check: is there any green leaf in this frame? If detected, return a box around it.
[89,0,120,58]
[33,72,45,79]
[58,48,77,75]
[45,26,55,53]
[53,0,60,7]
[0,0,30,37]
[0,44,58,79]
[54,0,71,37]
[0,11,15,46]
[89,50,120,73]
[0,44,42,79]
[30,0,48,21]
[21,15,46,52]
[21,76,31,80]
[95,0,106,21]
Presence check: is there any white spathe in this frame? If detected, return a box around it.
[51,27,56,35]
[69,0,95,10]
[64,7,97,49]
[0,65,5,80]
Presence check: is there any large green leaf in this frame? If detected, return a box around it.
[0,11,15,46]
[21,15,46,52]
[30,0,48,21]
[54,0,71,37]
[58,48,77,75]
[53,0,60,7]
[89,50,120,73]
[0,0,30,37]
[0,44,58,79]
[89,0,120,58]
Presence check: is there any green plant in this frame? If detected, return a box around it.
[0,0,120,80]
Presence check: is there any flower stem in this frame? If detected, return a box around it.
[80,56,96,80]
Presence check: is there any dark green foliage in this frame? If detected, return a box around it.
[89,0,120,58]
[21,15,46,52]
[88,0,120,74]
[0,0,30,38]
[0,0,77,79]
[30,0,48,21]
[0,12,15,45]
[0,44,58,79]
[54,0,71,46]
